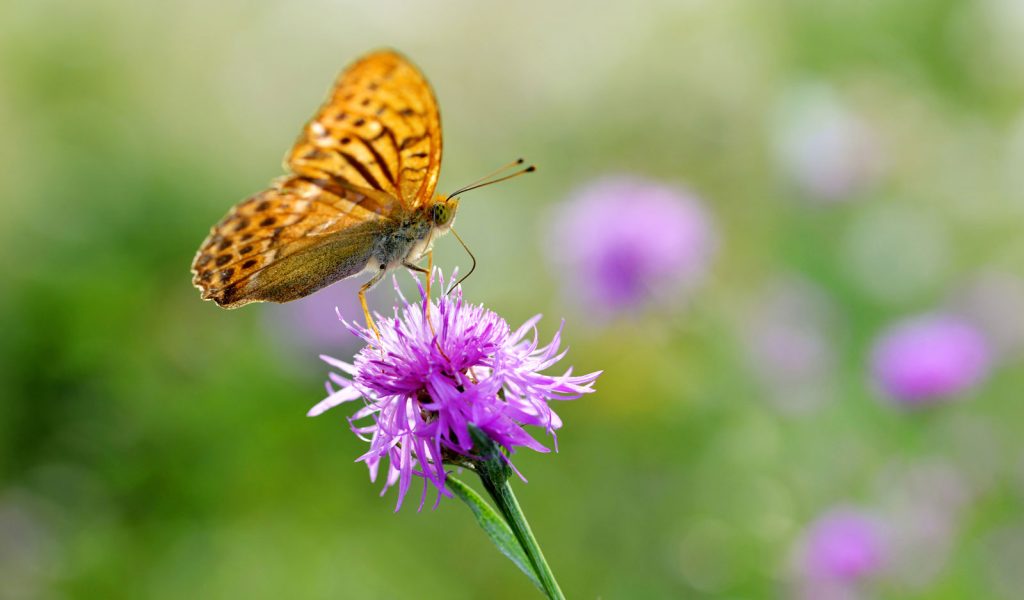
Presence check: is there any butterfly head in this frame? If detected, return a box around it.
[429,196,459,229]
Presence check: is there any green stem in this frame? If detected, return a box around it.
[475,470,566,600]
[465,424,565,599]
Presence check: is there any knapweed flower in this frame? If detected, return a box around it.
[798,507,887,584]
[308,273,600,510]
[547,176,716,315]
[869,313,991,406]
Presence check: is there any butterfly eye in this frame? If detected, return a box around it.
[432,203,449,225]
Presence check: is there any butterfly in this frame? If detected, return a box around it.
[191,49,531,334]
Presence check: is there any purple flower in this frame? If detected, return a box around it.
[870,313,992,405]
[799,508,887,583]
[308,272,601,510]
[547,176,716,315]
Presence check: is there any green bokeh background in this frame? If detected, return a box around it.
[2,1,1024,598]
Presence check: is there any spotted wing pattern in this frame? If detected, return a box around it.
[287,50,443,207]
[192,176,389,307]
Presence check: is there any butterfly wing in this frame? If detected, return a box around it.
[287,50,443,208]
[191,176,390,307]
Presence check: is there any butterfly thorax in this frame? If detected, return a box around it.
[372,195,458,269]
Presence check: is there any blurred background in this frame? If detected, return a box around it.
[2,0,1023,597]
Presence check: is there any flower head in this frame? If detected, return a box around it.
[869,313,991,406]
[798,507,887,584]
[547,176,716,315]
[309,272,600,510]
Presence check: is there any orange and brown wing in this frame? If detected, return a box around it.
[191,176,388,307]
[287,50,443,208]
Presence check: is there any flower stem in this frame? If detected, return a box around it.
[478,473,566,600]
[467,425,565,600]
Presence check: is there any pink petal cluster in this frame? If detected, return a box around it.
[309,273,600,510]
[870,313,991,405]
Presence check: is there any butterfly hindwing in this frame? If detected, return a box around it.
[192,177,388,307]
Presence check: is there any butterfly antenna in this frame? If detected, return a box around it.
[453,158,524,192]
[449,159,535,198]
[446,226,477,294]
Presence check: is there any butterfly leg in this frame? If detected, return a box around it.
[405,252,451,360]
[402,260,429,275]
[359,266,387,341]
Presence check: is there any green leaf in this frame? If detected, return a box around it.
[447,475,543,592]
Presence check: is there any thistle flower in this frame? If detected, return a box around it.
[869,313,991,406]
[308,272,600,510]
[547,176,716,315]
[798,507,887,584]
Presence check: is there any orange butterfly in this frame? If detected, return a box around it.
[191,49,530,334]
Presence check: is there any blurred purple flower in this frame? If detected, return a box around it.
[742,277,839,414]
[308,271,601,510]
[548,176,716,315]
[799,508,887,584]
[870,313,992,405]
[774,84,884,202]
[264,278,375,355]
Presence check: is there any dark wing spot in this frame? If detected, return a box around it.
[199,270,213,282]
[239,245,253,255]
[218,285,237,305]
[219,268,235,281]
[399,134,426,150]
[400,108,415,117]
[196,254,212,267]
[368,82,379,91]
[242,259,258,269]
[260,217,277,227]
[354,118,365,127]
[341,137,351,145]
[335,112,347,121]
[217,238,231,251]
[360,98,370,107]
[240,232,253,242]
[215,254,232,267]
[410,151,428,158]
[256,200,271,212]
[234,218,250,232]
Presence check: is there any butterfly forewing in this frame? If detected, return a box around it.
[288,50,442,207]
[191,50,444,307]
